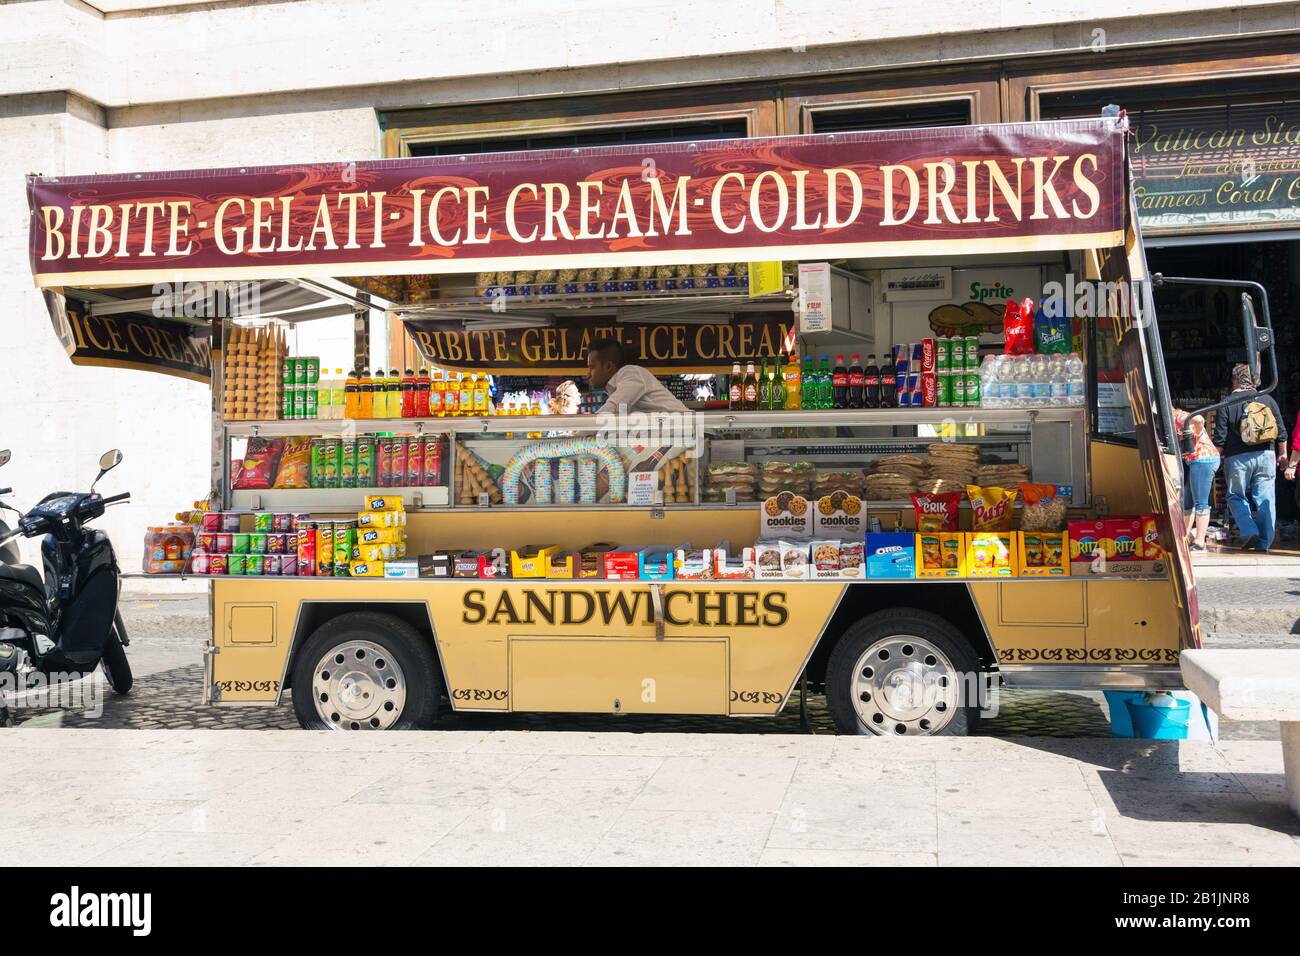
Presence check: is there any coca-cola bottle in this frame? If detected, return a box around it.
[863,354,880,409]
[880,347,898,407]
[832,354,848,410]
[847,354,864,409]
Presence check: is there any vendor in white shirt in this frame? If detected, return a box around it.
[583,337,688,415]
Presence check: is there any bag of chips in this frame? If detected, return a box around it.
[233,437,283,490]
[273,437,313,489]
[912,491,961,531]
[966,484,1018,531]
[1019,482,1069,531]
[1002,297,1036,355]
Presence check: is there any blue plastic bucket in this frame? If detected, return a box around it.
[1125,696,1192,739]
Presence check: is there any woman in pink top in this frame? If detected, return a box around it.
[1281,408,1300,499]
[1174,407,1221,551]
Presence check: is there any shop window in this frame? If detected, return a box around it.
[407,119,747,156]
[808,100,971,133]
[1092,316,1133,442]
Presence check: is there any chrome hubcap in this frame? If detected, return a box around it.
[850,636,959,735]
[311,640,406,730]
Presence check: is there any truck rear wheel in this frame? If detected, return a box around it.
[291,611,440,730]
[825,608,981,736]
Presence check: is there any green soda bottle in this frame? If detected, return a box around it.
[818,356,832,410]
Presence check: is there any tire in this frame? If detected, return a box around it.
[100,627,133,695]
[291,611,441,731]
[825,608,982,737]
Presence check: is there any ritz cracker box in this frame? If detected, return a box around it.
[1068,517,1166,576]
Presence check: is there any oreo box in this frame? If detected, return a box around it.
[866,532,915,579]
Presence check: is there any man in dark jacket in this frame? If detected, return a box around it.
[1212,364,1288,551]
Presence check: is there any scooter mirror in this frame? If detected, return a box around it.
[99,449,123,472]
[0,450,9,468]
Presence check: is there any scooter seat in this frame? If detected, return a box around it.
[0,563,43,591]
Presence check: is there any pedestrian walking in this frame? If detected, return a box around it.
[1211,363,1288,552]
[1174,407,1220,552]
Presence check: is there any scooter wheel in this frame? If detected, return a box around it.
[100,629,133,695]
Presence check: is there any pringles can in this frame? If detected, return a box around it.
[296,520,317,576]
[315,521,334,576]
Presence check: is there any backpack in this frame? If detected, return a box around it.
[1239,400,1279,446]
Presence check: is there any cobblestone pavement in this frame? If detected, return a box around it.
[8,661,1137,738]
[10,593,1276,739]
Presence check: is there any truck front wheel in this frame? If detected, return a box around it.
[825,608,981,736]
[291,611,441,730]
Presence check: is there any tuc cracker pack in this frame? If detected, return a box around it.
[963,531,1017,577]
[915,532,965,578]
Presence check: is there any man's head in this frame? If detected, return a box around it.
[1231,363,1257,390]
[587,337,625,390]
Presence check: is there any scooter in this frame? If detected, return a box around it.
[0,449,133,726]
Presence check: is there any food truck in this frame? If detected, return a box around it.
[27,115,1272,734]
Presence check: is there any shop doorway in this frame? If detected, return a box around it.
[1148,236,1300,549]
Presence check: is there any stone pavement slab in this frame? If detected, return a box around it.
[2,728,1296,867]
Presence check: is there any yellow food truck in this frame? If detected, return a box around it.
[27,115,1275,734]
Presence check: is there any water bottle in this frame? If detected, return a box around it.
[1066,353,1085,406]
[1033,356,1051,406]
[1006,356,1023,408]
[1049,356,1067,407]
[980,356,997,408]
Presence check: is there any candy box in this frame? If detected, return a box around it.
[638,547,676,581]
[417,553,453,578]
[383,559,419,579]
[963,531,1017,577]
[915,532,965,578]
[511,544,557,578]
[866,533,915,579]
[675,548,714,580]
[578,545,612,579]
[1017,531,1069,576]
[546,550,576,579]
[603,546,640,581]
[712,545,755,580]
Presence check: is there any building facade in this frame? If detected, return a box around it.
[4,0,1299,566]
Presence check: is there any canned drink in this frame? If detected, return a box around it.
[964,335,979,371]
[304,357,320,385]
[316,523,334,577]
[921,372,937,407]
[304,388,318,419]
[246,553,265,575]
[964,371,981,407]
[282,358,296,387]
[920,338,936,374]
[356,437,376,486]
[231,533,250,554]
[340,439,357,489]
[291,357,306,385]
[248,532,267,554]
[906,373,922,406]
[953,372,967,407]
[935,337,952,373]
[281,386,293,420]
[227,553,247,575]
[938,370,953,407]
[252,512,273,532]
[291,386,306,420]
